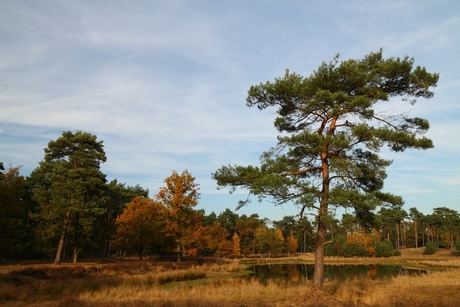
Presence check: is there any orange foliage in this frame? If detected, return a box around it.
[113,196,169,258]
[232,233,241,256]
[154,170,201,260]
[346,228,383,256]
[368,246,375,257]
[347,232,373,248]
[287,235,299,255]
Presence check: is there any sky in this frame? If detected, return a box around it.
[0,0,459,222]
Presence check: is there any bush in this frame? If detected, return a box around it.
[325,234,347,256]
[456,239,460,251]
[424,242,437,255]
[341,242,368,257]
[375,240,397,257]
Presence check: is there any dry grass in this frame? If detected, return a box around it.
[327,269,460,307]
[1,249,460,307]
[79,277,309,306]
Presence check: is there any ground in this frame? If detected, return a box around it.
[1,248,459,306]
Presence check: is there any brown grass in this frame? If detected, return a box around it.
[325,269,460,306]
[1,249,459,307]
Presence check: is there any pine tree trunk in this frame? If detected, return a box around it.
[313,155,329,290]
[313,211,326,289]
[414,220,418,248]
[312,146,331,290]
[72,247,79,263]
[402,221,406,249]
[395,221,400,250]
[303,229,307,253]
[253,229,256,254]
[54,212,71,265]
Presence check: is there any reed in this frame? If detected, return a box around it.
[326,268,460,306]
[78,277,306,306]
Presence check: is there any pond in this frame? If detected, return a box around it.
[248,263,427,285]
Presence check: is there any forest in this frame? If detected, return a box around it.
[1,130,459,264]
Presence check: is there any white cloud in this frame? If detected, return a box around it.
[0,0,459,220]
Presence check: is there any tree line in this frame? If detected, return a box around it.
[1,50,441,290]
[0,131,458,264]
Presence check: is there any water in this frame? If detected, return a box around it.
[249,263,426,285]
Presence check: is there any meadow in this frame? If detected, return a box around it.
[1,248,459,307]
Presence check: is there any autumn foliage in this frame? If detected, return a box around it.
[114,196,170,259]
[113,170,202,260]
[113,171,315,259]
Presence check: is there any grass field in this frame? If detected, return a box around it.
[1,248,459,307]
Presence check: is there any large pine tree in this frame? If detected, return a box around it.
[31,131,107,264]
[213,50,438,289]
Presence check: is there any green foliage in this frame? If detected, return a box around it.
[0,165,27,259]
[94,180,149,257]
[342,243,368,258]
[324,234,369,257]
[156,270,206,285]
[254,225,285,256]
[455,240,460,251]
[325,234,345,256]
[424,242,437,255]
[375,240,397,257]
[217,208,238,236]
[214,50,438,288]
[31,131,108,264]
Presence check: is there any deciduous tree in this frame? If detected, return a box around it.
[156,170,200,261]
[98,180,149,257]
[213,50,438,289]
[232,232,241,256]
[114,196,169,259]
[0,164,26,261]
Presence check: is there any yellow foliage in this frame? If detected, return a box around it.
[287,235,298,255]
[232,233,241,256]
[347,229,382,250]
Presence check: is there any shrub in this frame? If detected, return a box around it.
[325,234,347,256]
[341,242,368,257]
[455,239,460,251]
[375,240,396,257]
[367,246,375,257]
[424,242,437,255]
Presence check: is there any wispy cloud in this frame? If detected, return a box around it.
[1,0,458,220]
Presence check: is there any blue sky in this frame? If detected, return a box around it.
[1,0,459,221]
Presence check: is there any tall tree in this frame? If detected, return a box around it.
[432,207,460,249]
[156,170,200,261]
[409,207,421,248]
[235,213,262,255]
[0,164,26,261]
[213,50,438,289]
[31,131,107,264]
[296,216,313,253]
[217,208,238,236]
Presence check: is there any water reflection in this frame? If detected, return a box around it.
[250,264,426,285]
